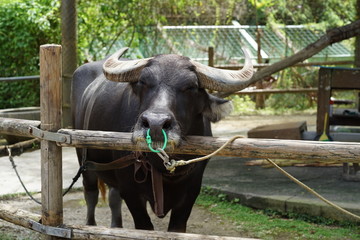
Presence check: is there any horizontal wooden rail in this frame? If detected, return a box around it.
[216,60,354,70]
[234,88,317,95]
[57,129,360,163]
[0,138,40,156]
[1,117,360,163]
[71,225,250,240]
[234,87,359,96]
[0,118,40,137]
[0,204,255,240]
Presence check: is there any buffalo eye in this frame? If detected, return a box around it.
[182,83,198,93]
[137,79,155,90]
[138,80,146,87]
[131,79,149,95]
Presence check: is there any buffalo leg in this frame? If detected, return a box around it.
[109,187,123,228]
[167,205,193,232]
[167,186,202,232]
[125,196,154,230]
[82,171,99,226]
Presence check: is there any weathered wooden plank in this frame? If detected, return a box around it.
[331,68,360,89]
[1,118,360,163]
[39,44,63,238]
[0,117,40,137]
[0,204,41,230]
[70,225,255,240]
[0,204,256,240]
[217,60,354,70]
[234,88,317,95]
[0,138,40,157]
[57,129,360,163]
[316,68,332,135]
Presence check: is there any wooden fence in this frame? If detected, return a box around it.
[0,44,359,239]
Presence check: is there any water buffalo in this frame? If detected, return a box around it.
[72,47,253,232]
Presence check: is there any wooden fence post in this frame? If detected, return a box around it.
[208,46,214,67]
[316,68,332,135]
[61,0,77,128]
[40,44,63,239]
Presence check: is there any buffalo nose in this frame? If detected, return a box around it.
[141,112,173,141]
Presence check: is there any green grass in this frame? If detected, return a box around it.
[0,235,15,240]
[196,188,360,240]
[0,192,28,201]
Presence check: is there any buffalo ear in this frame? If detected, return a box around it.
[203,95,233,123]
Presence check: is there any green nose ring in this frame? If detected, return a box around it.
[146,129,168,153]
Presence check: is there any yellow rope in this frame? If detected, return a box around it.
[265,158,360,221]
[165,135,360,222]
[165,135,244,172]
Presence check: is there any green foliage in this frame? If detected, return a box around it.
[0,0,60,108]
[1,0,359,109]
[251,0,357,28]
[229,95,257,114]
[0,80,39,108]
[0,0,59,76]
[77,0,175,62]
[230,94,318,115]
[0,235,16,240]
[76,0,247,62]
[230,65,321,112]
[266,66,318,110]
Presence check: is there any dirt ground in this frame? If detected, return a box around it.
[0,190,247,239]
[0,113,317,239]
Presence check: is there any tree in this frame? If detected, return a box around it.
[77,0,183,62]
[355,0,360,67]
[220,20,360,97]
[253,0,356,28]
[0,0,60,108]
[1,0,359,109]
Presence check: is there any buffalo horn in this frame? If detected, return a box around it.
[191,48,254,92]
[103,47,151,82]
